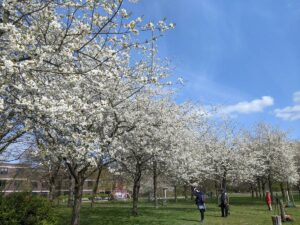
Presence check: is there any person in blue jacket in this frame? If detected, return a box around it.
[193,187,206,223]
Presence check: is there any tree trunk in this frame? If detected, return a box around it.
[49,178,56,202]
[190,186,194,200]
[215,181,219,198]
[68,175,74,207]
[71,178,84,225]
[90,166,102,208]
[257,178,262,199]
[174,185,177,203]
[222,170,227,190]
[262,180,266,198]
[268,174,273,200]
[153,161,158,208]
[255,186,258,198]
[280,183,285,201]
[56,178,62,206]
[184,185,188,200]
[48,164,60,202]
[148,191,152,202]
[279,200,286,222]
[286,182,291,199]
[271,215,282,225]
[250,184,254,198]
[132,164,142,216]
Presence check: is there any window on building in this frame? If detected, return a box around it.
[0,168,8,175]
[87,181,93,188]
[0,180,6,188]
[31,181,38,189]
[41,182,48,189]
[15,168,22,175]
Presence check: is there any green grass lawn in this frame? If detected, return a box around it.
[55,195,300,225]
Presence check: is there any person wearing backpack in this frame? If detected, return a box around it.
[218,189,229,217]
[193,187,206,223]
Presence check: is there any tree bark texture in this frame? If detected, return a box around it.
[262,180,266,198]
[132,163,142,216]
[90,166,102,208]
[68,175,74,207]
[174,185,177,203]
[250,184,254,198]
[222,170,227,190]
[184,185,188,200]
[48,164,61,202]
[215,181,219,198]
[286,182,291,200]
[268,174,273,200]
[49,179,56,202]
[257,178,262,199]
[153,161,158,208]
[71,177,84,225]
[190,186,194,200]
[280,183,285,201]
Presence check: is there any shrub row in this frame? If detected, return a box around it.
[0,192,57,225]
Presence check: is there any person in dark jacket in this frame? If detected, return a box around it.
[193,187,206,223]
[218,189,229,217]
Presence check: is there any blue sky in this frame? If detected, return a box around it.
[127,0,300,139]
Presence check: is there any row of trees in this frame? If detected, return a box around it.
[176,122,300,199]
[1,1,300,225]
[0,0,187,224]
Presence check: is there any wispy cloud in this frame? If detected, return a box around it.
[293,91,300,104]
[175,69,248,104]
[220,96,274,115]
[275,91,300,121]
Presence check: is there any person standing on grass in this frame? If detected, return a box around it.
[193,187,206,223]
[218,189,229,217]
[265,191,272,211]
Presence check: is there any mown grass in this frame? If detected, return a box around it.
[55,195,300,225]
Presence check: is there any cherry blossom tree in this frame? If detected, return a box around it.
[196,121,241,192]
[110,95,199,215]
[243,123,299,199]
[0,0,174,151]
[1,1,176,224]
[146,103,211,202]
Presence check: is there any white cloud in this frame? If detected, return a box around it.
[220,96,274,115]
[293,91,300,104]
[275,91,300,121]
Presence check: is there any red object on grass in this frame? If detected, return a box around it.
[266,192,272,204]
